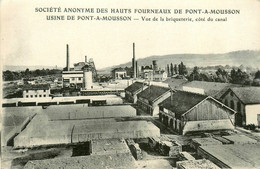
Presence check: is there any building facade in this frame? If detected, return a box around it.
[23,84,50,98]
[111,68,127,79]
[220,87,260,126]
[137,85,171,116]
[125,82,148,103]
[159,91,235,135]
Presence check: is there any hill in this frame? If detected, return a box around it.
[99,50,260,73]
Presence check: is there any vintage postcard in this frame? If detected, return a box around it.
[1,0,260,168]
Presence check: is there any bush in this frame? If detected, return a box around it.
[244,124,256,131]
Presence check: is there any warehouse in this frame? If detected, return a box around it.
[125,81,148,103]
[137,85,171,116]
[159,91,235,135]
[220,87,260,126]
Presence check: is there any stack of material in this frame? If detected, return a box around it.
[179,152,195,161]
[190,137,222,150]
[24,153,135,169]
[126,139,143,160]
[197,144,260,168]
[176,159,220,169]
[223,135,257,144]
[158,141,182,157]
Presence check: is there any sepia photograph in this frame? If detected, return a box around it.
[1,0,260,168]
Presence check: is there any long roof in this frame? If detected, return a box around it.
[163,78,188,89]
[229,87,260,104]
[183,81,242,98]
[159,91,207,118]
[137,85,170,102]
[125,81,146,94]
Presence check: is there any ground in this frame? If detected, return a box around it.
[2,105,260,169]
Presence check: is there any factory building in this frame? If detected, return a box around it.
[220,87,260,126]
[111,67,127,79]
[158,91,236,135]
[140,60,167,81]
[23,84,50,98]
[125,81,148,103]
[137,85,171,116]
[62,44,96,89]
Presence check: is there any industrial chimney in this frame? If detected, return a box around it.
[66,44,70,71]
[85,56,88,64]
[132,43,136,79]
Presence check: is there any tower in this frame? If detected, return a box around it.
[66,44,70,71]
[132,43,136,78]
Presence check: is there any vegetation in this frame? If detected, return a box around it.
[166,62,188,77]
[3,68,62,81]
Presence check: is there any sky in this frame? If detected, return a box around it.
[1,0,260,69]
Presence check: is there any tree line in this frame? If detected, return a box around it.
[166,62,260,86]
[3,68,62,81]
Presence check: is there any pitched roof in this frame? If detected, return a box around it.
[137,85,170,102]
[183,81,242,98]
[125,82,146,94]
[163,78,188,89]
[159,91,207,118]
[23,84,50,90]
[230,87,260,104]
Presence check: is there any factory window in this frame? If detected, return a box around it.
[237,102,241,112]
[44,89,46,92]
[26,95,29,98]
[35,95,37,97]
[231,100,234,109]
[78,78,81,80]
[43,95,46,97]
[72,77,75,81]
[30,95,33,98]
[26,90,28,93]
[39,95,42,97]
[224,99,228,106]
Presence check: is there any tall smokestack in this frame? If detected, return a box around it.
[133,43,136,78]
[85,56,88,64]
[66,44,70,71]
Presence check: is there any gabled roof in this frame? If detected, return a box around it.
[228,87,260,104]
[159,91,207,118]
[125,82,146,94]
[137,85,170,102]
[183,81,242,98]
[159,90,235,119]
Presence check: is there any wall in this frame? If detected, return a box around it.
[183,119,234,135]
[184,99,233,122]
[222,90,245,126]
[23,89,50,98]
[245,104,260,125]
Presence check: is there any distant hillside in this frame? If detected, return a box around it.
[99,50,260,73]
[3,65,63,71]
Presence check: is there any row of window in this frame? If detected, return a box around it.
[71,77,82,81]
[25,94,47,98]
[26,89,47,93]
